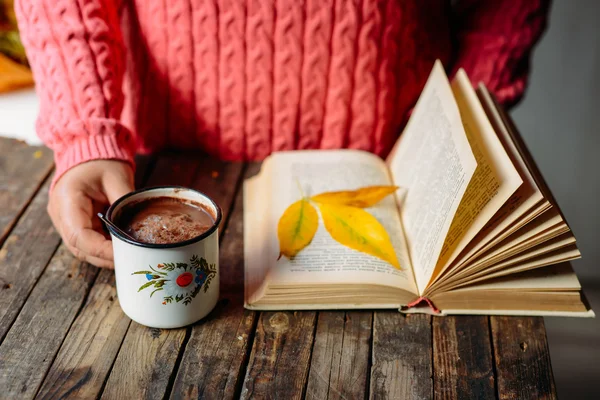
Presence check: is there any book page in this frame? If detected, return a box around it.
[263,150,418,295]
[433,233,577,293]
[426,209,568,295]
[443,85,546,272]
[454,262,581,292]
[427,70,523,287]
[387,60,477,294]
[445,245,581,290]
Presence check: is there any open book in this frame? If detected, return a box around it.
[243,60,593,317]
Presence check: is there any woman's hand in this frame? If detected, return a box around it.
[48,160,134,268]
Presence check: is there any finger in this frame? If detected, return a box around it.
[60,192,114,261]
[71,228,115,261]
[104,171,135,204]
[64,241,114,269]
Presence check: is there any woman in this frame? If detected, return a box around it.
[15,0,550,268]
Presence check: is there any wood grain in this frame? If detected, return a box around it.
[170,164,257,399]
[100,155,243,400]
[241,311,318,400]
[491,316,556,400]
[0,138,54,246]
[433,316,495,400]
[31,156,156,399]
[0,177,61,343]
[306,312,372,400]
[0,245,98,399]
[100,322,187,400]
[241,161,319,400]
[370,313,433,400]
[35,269,131,400]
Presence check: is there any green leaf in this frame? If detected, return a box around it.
[149,265,168,275]
[132,270,153,275]
[137,280,156,292]
[150,288,163,298]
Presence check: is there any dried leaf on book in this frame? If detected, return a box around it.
[311,185,399,208]
[277,184,400,268]
[318,203,400,269]
[277,198,319,258]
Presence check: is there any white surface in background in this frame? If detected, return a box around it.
[0,87,42,145]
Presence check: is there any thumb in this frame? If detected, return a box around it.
[104,169,135,204]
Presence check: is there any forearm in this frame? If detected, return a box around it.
[450,0,551,107]
[16,0,135,184]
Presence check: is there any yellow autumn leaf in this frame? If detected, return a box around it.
[318,203,400,269]
[277,198,319,258]
[311,185,399,208]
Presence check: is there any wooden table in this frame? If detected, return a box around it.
[0,138,557,399]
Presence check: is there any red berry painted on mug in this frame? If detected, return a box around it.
[176,272,193,287]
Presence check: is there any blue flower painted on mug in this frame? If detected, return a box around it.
[195,270,207,285]
[132,255,216,306]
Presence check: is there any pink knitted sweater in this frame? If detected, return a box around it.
[15,0,549,185]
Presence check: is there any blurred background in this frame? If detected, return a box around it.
[1,0,599,398]
[512,1,600,398]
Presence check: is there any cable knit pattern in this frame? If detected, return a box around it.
[245,0,274,159]
[297,0,333,150]
[347,0,383,152]
[450,0,550,107]
[191,0,219,156]
[373,0,402,155]
[16,0,549,185]
[272,0,304,151]
[166,0,197,149]
[218,0,246,160]
[321,0,359,149]
[136,0,169,152]
[16,0,135,188]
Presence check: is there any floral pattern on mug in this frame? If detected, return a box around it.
[132,255,217,305]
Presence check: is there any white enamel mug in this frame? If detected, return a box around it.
[106,186,221,329]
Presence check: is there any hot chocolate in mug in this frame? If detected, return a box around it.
[105,186,221,329]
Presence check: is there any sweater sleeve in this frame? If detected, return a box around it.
[449,0,551,108]
[15,0,135,186]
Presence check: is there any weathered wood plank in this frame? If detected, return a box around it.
[241,162,318,399]
[31,156,157,399]
[0,152,155,348]
[241,311,318,400]
[0,245,98,399]
[306,311,372,400]
[100,155,243,400]
[0,177,61,343]
[370,313,432,400]
[189,157,245,233]
[0,138,54,246]
[491,316,556,400]
[100,322,187,400]
[433,316,495,400]
[170,163,257,399]
[35,269,131,400]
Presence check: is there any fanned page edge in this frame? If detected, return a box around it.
[401,89,591,317]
